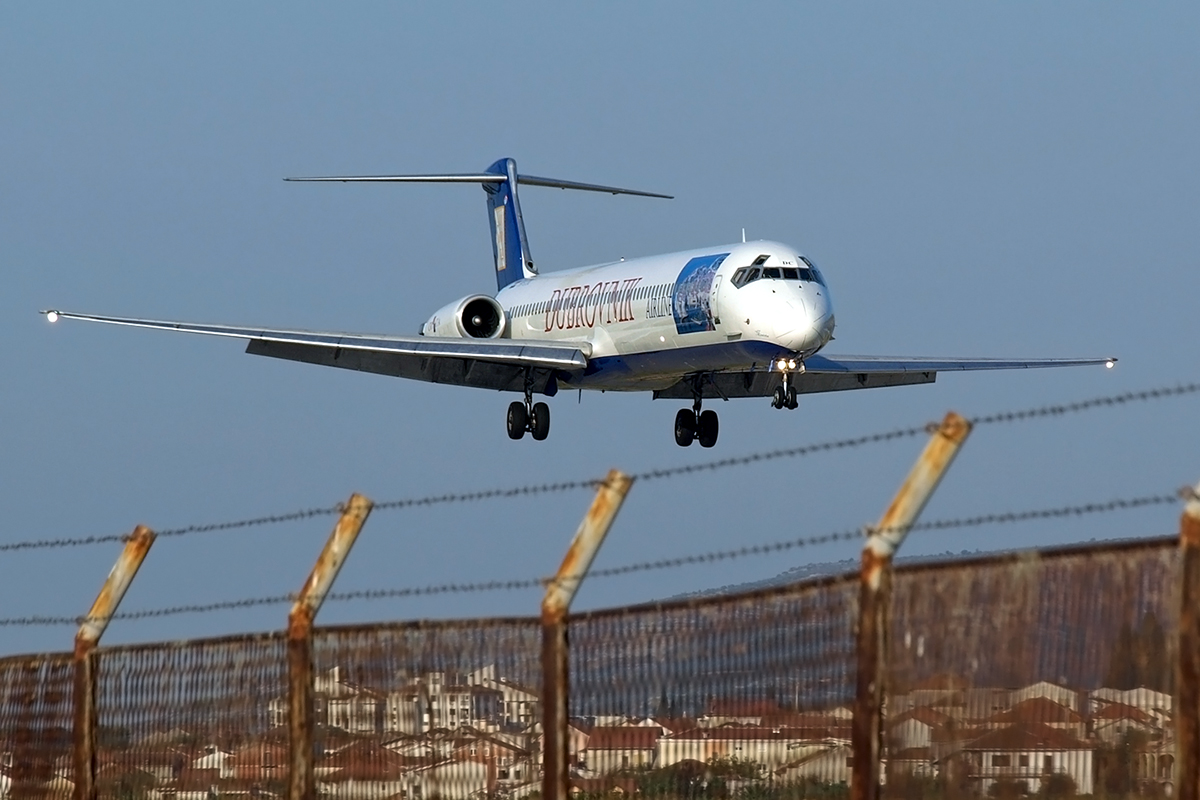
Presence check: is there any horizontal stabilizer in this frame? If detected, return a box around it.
[285,172,672,198]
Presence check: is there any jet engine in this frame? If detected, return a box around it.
[421,294,509,339]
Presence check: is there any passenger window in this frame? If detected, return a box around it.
[762,267,781,279]
[782,268,799,280]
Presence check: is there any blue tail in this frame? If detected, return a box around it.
[484,158,537,290]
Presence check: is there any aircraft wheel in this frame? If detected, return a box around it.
[507,402,527,440]
[697,410,719,448]
[786,385,798,410]
[674,409,696,447]
[772,386,786,409]
[530,402,551,441]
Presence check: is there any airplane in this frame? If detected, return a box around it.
[42,157,1116,448]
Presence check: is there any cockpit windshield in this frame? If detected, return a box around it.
[731,256,826,288]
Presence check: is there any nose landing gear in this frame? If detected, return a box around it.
[674,395,719,448]
[771,360,801,410]
[507,378,551,441]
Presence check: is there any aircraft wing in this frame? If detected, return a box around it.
[652,353,1115,400]
[803,354,1115,373]
[41,310,587,393]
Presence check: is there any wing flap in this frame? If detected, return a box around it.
[652,369,937,400]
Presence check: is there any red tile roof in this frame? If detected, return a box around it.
[989,698,1082,725]
[585,727,662,750]
[1093,702,1155,724]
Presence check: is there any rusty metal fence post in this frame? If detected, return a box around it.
[851,412,972,800]
[73,525,157,800]
[1178,480,1200,800]
[287,494,373,800]
[542,469,634,800]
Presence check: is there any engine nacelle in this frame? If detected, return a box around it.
[421,294,509,339]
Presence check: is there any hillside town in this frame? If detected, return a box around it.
[0,665,1177,800]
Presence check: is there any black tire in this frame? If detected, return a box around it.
[530,402,551,440]
[697,410,719,448]
[674,408,696,447]
[772,386,786,409]
[507,402,527,440]
[786,385,798,410]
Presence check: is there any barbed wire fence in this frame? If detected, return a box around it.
[0,490,1186,628]
[4,381,1197,556]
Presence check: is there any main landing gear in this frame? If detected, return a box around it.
[507,383,550,441]
[674,395,719,448]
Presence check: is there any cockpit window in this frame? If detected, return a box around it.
[762,267,781,279]
[731,267,764,288]
[782,267,799,280]
[799,256,826,286]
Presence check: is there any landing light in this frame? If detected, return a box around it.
[787,359,797,370]
[45,310,59,323]
[776,359,787,370]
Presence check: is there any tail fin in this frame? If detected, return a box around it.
[285,159,671,292]
[484,158,535,289]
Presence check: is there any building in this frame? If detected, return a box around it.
[960,722,1094,795]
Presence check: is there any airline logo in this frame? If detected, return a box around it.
[544,278,643,331]
[673,253,728,334]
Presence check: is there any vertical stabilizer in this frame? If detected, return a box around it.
[483,158,537,290]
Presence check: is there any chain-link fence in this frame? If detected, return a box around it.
[0,538,1189,800]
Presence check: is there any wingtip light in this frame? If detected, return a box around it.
[1106,359,1116,369]
[45,310,59,323]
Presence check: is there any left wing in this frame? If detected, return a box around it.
[652,353,1115,400]
[41,310,587,393]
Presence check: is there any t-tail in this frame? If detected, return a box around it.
[285,158,671,291]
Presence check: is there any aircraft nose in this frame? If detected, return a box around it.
[771,295,811,343]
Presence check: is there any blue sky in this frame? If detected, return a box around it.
[2,3,1198,654]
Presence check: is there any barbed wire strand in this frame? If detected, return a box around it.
[6,382,1196,556]
[0,490,1182,628]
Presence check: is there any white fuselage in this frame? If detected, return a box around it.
[423,241,836,391]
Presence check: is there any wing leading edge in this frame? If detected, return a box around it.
[41,310,586,393]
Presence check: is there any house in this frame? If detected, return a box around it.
[657,727,844,772]
[888,707,952,752]
[581,727,661,775]
[960,722,1094,795]
[1091,701,1160,744]
[773,745,852,786]
[524,720,590,767]
[269,666,385,734]
[386,673,483,734]
[190,744,235,780]
[230,741,289,783]
[382,756,487,800]
[1090,687,1173,724]
[464,666,540,729]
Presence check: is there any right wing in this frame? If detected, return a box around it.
[41,310,587,393]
